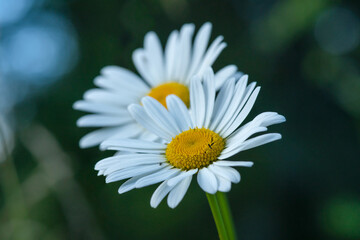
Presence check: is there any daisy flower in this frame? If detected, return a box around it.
[96,68,286,208]
[74,22,238,148]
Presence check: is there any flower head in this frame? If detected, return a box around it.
[74,23,238,148]
[96,68,285,208]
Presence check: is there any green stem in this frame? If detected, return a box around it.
[216,192,237,240]
[206,193,229,240]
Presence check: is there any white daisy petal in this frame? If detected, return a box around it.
[175,24,195,81]
[93,76,147,96]
[214,75,248,133]
[76,114,132,127]
[142,96,181,136]
[106,164,165,183]
[218,81,257,135]
[97,169,105,176]
[135,166,180,188]
[128,104,173,141]
[214,161,254,167]
[209,78,235,130]
[197,36,226,77]
[240,133,282,151]
[252,112,287,127]
[138,130,159,142]
[101,154,166,176]
[105,123,144,141]
[190,76,206,127]
[83,89,138,105]
[214,65,238,90]
[132,49,157,87]
[215,175,232,192]
[219,133,282,159]
[95,154,127,170]
[118,174,146,194]
[165,30,179,80]
[73,101,129,115]
[167,175,192,208]
[150,180,174,208]
[187,22,212,80]
[203,68,216,128]
[144,32,165,84]
[101,139,166,153]
[220,86,261,137]
[197,168,218,194]
[79,125,139,149]
[166,95,193,131]
[208,165,240,183]
[167,169,197,187]
[100,65,149,92]
[223,126,268,154]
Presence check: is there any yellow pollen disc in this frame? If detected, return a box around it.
[166,128,225,171]
[146,82,190,108]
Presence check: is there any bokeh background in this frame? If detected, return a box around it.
[1,0,360,239]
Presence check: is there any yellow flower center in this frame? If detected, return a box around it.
[166,128,225,171]
[146,82,190,108]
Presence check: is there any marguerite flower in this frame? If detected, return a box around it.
[95,68,285,208]
[74,22,238,148]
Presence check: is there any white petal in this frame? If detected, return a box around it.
[214,75,248,133]
[167,169,197,187]
[190,76,206,127]
[150,180,174,208]
[118,177,140,194]
[101,154,166,176]
[138,130,159,142]
[223,126,268,154]
[167,175,192,208]
[166,95,193,131]
[77,114,132,127]
[165,30,179,80]
[203,68,216,128]
[218,81,256,136]
[105,123,144,141]
[101,139,166,153]
[97,169,105,176]
[209,78,235,130]
[135,166,180,188]
[83,89,139,105]
[93,76,147,97]
[79,125,138,149]
[174,24,194,82]
[214,161,254,167]
[220,86,261,137]
[118,172,156,194]
[100,65,149,92]
[132,49,157,87]
[128,104,173,141]
[187,22,212,80]
[215,175,231,192]
[240,133,282,151]
[219,133,282,159]
[106,164,164,183]
[196,36,226,77]
[251,112,286,127]
[73,100,128,115]
[208,164,240,183]
[142,96,181,136]
[197,168,218,194]
[214,65,238,90]
[144,32,165,84]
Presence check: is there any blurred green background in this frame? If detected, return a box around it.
[1,0,360,239]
